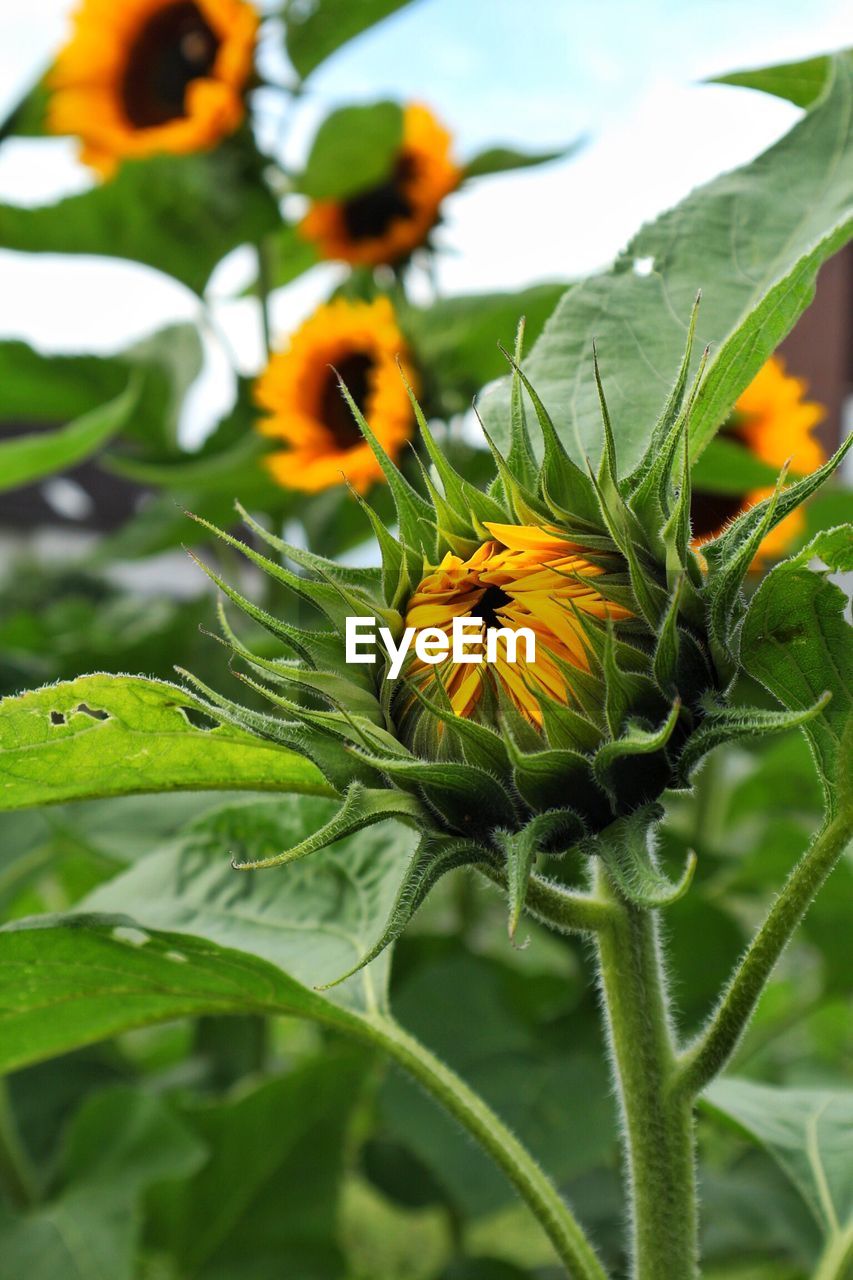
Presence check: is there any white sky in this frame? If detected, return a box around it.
[1,0,852,443]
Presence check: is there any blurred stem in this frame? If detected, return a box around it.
[673,810,853,1100]
[360,1015,608,1280]
[593,863,698,1280]
[814,1226,853,1280]
[256,236,274,361]
[0,1078,37,1211]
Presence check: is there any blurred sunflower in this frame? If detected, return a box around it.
[299,103,462,267]
[255,297,416,494]
[49,0,259,176]
[402,524,631,729]
[691,355,826,563]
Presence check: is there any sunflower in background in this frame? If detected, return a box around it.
[691,355,827,565]
[255,297,416,494]
[299,104,462,267]
[49,0,259,176]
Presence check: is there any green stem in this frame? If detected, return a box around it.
[256,237,274,361]
[674,812,852,1100]
[593,864,698,1280]
[360,1014,608,1280]
[813,1226,853,1280]
[0,1078,37,1211]
[480,863,616,935]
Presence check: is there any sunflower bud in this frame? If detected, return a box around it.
[186,304,850,973]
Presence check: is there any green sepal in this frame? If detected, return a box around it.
[500,348,603,529]
[626,291,701,496]
[593,700,681,809]
[186,511,374,634]
[596,806,697,909]
[401,369,510,536]
[401,680,513,777]
[653,575,684,693]
[495,809,586,940]
[537,696,602,753]
[704,432,853,659]
[345,750,521,835]
[174,668,381,792]
[502,721,595,814]
[316,834,491,989]
[505,317,540,489]
[347,486,421,611]
[336,376,435,555]
[231,781,424,870]
[602,622,667,738]
[676,692,832,784]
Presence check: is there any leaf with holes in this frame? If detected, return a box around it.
[0,675,331,812]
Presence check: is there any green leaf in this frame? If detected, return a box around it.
[0,146,280,295]
[0,324,203,453]
[0,675,331,811]
[0,78,48,142]
[0,918,329,1074]
[84,795,417,1014]
[282,0,417,79]
[299,101,404,200]
[463,140,581,180]
[401,284,568,418]
[690,435,781,495]
[154,1053,365,1278]
[380,939,616,1217]
[703,1078,853,1242]
[0,378,139,492]
[740,526,853,817]
[480,52,853,473]
[0,1087,204,1280]
[710,52,835,108]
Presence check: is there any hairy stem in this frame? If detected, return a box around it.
[360,1014,608,1280]
[479,862,616,934]
[0,1078,37,1211]
[673,811,852,1100]
[594,864,698,1280]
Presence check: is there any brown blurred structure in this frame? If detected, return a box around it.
[778,243,853,454]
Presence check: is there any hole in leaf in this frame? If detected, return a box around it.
[633,256,655,277]
[181,706,219,732]
[49,711,66,726]
[112,926,149,947]
[75,704,110,721]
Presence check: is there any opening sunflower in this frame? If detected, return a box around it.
[299,103,462,267]
[691,355,826,563]
[402,524,632,729]
[255,297,417,494]
[49,0,259,176]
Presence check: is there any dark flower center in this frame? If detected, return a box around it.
[122,2,220,129]
[341,154,417,242]
[689,490,746,539]
[320,353,374,449]
[475,584,512,629]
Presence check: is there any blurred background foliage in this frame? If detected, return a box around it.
[0,1,851,1277]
